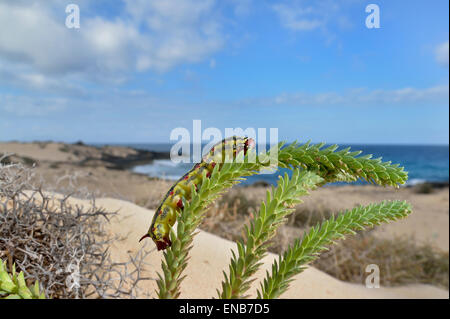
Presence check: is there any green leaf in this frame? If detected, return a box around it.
[257,200,412,299]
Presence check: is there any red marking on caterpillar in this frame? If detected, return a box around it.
[140,136,255,251]
[155,237,172,251]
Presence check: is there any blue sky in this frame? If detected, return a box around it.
[0,0,448,144]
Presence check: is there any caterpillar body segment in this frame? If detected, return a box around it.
[140,136,256,251]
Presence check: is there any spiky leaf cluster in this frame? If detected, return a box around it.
[0,260,45,299]
[218,169,323,298]
[257,200,412,299]
[276,141,408,187]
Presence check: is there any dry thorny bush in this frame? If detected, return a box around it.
[0,155,155,298]
[314,232,449,289]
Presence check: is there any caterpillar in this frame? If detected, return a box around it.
[139,136,256,251]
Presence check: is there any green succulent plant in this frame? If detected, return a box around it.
[0,260,45,299]
[155,140,412,298]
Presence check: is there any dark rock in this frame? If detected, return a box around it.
[411,181,449,194]
[249,180,270,188]
[99,148,170,170]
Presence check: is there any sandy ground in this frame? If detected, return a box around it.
[0,142,74,162]
[242,185,449,252]
[0,142,143,163]
[91,197,449,298]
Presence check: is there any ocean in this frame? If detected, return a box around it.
[111,143,449,187]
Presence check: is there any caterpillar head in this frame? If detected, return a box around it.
[139,223,172,251]
[203,136,256,163]
[244,137,256,153]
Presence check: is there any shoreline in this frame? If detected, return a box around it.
[130,165,449,189]
[0,140,169,170]
[1,140,448,189]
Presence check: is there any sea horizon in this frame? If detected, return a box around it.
[2,140,449,147]
[97,142,449,187]
[1,140,447,186]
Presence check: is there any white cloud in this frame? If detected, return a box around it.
[0,0,225,88]
[272,0,343,32]
[435,41,449,67]
[125,0,215,29]
[273,3,322,31]
[0,94,68,117]
[241,85,449,107]
[227,0,253,16]
[0,3,87,75]
[0,62,87,96]
[123,0,224,72]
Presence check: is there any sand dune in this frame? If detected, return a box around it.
[92,197,448,299]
